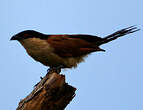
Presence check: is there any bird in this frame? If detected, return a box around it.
[10,26,139,73]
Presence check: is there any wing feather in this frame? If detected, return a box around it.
[47,35,102,57]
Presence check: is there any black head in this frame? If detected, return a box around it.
[10,30,47,41]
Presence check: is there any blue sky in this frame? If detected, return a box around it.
[0,0,143,110]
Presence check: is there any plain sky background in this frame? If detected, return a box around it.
[0,0,143,110]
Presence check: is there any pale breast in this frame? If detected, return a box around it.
[19,38,64,66]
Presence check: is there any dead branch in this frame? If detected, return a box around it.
[16,71,76,110]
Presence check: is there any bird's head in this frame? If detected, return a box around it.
[10,30,46,41]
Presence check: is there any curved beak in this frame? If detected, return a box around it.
[10,35,18,41]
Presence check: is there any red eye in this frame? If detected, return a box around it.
[24,33,29,36]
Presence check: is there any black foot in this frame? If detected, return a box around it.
[47,65,64,74]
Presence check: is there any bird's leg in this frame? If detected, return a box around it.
[47,67,61,74]
[47,65,64,74]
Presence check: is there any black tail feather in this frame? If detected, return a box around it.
[98,26,140,45]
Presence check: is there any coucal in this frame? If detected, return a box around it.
[10,26,139,72]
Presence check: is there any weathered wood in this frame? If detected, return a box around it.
[16,72,76,110]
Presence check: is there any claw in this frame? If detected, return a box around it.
[47,65,64,74]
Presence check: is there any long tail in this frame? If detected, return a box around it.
[98,26,140,45]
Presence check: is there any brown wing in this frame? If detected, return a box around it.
[47,35,103,57]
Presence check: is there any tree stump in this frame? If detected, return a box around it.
[16,71,76,110]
